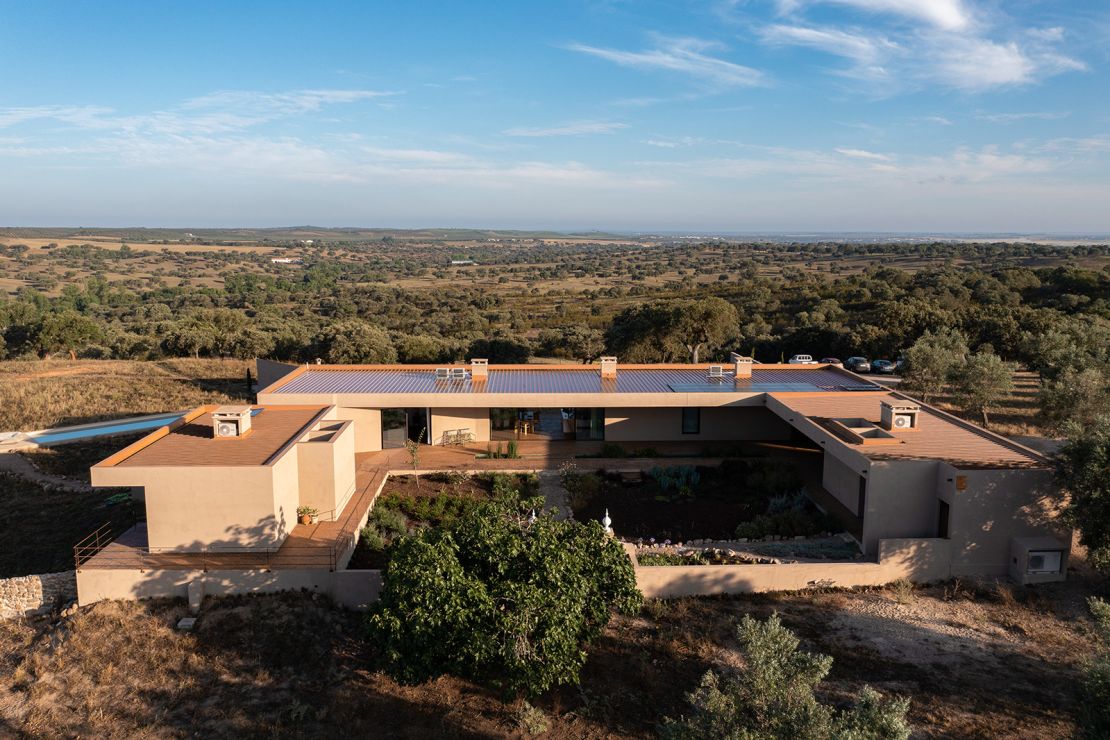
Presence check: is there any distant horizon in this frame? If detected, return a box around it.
[3,225,1110,243]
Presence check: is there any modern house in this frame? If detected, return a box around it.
[74,356,1069,606]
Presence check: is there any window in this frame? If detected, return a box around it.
[681,408,700,434]
[1027,550,1062,575]
[857,476,867,518]
[937,501,950,539]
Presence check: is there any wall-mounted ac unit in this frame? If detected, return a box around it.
[880,400,920,431]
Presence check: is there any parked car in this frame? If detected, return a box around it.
[819,357,843,368]
[871,359,896,374]
[788,354,818,364]
[845,356,870,372]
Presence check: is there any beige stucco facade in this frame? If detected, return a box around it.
[90,406,356,552]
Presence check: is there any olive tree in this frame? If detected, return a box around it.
[314,319,397,363]
[366,491,641,697]
[954,351,1013,427]
[1058,415,1110,570]
[662,613,910,739]
[901,329,968,402]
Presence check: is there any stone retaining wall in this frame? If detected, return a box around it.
[0,571,76,619]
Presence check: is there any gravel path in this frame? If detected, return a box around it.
[538,470,572,520]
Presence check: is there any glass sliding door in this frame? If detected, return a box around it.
[381,409,407,449]
[574,408,605,441]
[382,408,429,448]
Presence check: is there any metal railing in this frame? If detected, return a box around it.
[73,521,117,568]
[75,528,345,572]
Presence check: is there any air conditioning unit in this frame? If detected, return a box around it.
[708,365,724,378]
[212,406,253,438]
[880,400,919,431]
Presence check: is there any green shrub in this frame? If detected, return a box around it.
[366,496,642,697]
[369,506,409,539]
[359,525,386,551]
[638,551,707,566]
[506,439,519,459]
[599,442,627,458]
[1080,597,1110,737]
[662,614,910,739]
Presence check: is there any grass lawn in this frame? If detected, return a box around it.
[0,358,253,430]
[0,473,137,578]
[0,573,1101,737]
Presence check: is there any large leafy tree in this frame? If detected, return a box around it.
[1058,415,1110,570]
[314,319,397,363]
[605,298,738,363]
[954,351,1013,427]
[36,310,103,360]
[901,329,969,402]
[662,613,910,739]
[366,491,641,697]
[1039,367,1110,435]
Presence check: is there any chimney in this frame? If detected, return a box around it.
[730,352,753,380]
[880,400,920,431]
[212,406,253,438]
[600,356,617,379]
[470,358,488,381]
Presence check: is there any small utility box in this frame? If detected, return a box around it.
[1010,536,1069,585]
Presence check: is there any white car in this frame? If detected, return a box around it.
[788,354,818,365]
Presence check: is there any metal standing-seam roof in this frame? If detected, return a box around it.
[270,366,878,395]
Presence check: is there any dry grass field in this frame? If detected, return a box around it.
[0,359,253,431]
[0,572,1103,738]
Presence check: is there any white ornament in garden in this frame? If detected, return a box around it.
[601,509,612,534]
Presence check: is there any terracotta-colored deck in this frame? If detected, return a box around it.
[78,440,834,571]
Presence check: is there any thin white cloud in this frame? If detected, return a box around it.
[760,24,897,64]
[977,111,1070,124]
[502,121,629,137]
[779,0,971,31]
[566,37,765,88]
[922,115,953,125]
[835,147,892,161]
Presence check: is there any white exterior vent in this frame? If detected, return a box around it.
[730,352,753,379]
[212,406,252,438]
[708,365,724,379]
[471,358,489,380]
[600,356,617,379]
[880,400,920,432]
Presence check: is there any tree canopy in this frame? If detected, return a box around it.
[365,486,642,697]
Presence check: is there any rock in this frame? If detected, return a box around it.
[176,617,197,631]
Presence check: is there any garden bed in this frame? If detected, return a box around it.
[348,472,539,569]
[566,458,838,543]
[636,537,861,566]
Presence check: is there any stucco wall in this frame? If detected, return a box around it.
[862,460,941,554]
[336,407,382,452]
[430,408,492,445]
[943,465,1066,576]
[635,538,952,598]
[822,453,863,517]
[136,466,282,550]
[296,421,356,518]
[1,571,76,619]
[604,406,793,443]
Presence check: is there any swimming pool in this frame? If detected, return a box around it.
[28,412,185,446]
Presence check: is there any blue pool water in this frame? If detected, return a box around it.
[30,413,185,445]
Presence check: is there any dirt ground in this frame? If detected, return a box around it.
[1,568,1103,738]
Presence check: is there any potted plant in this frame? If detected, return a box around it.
[297,505,318,525]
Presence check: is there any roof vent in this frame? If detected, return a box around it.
[212,406,252,439]
[708,365,724,379]
[880,400,920,431]
[471,358,488,381]
[600,356,617,379]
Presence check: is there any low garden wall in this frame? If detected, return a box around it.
[633,538,952,599]
[1,570,76,619]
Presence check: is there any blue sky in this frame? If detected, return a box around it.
[1,0,1108,232]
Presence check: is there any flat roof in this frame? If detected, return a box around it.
[769,393,1046,469]
[267,364,880,395]
[104,405,327,468]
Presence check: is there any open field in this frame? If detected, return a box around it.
[0,359,253,430]
[0,573,1103,737]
